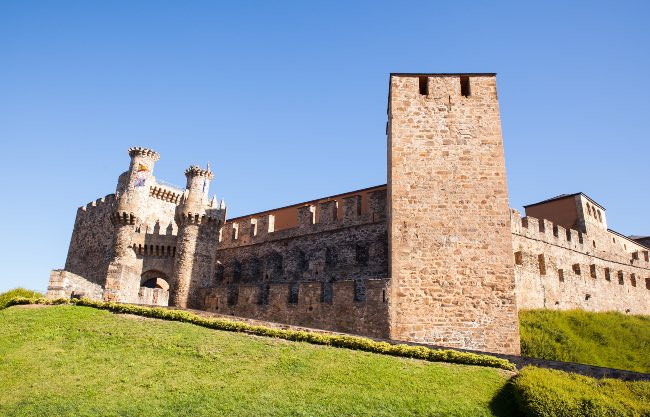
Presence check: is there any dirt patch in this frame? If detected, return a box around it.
[13,304,52,309]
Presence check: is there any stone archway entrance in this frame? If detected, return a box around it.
[138,270,170,306]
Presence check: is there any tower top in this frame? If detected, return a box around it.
[185,165,213,180]
[128,146,160,161]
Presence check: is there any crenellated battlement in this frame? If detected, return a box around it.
[219,189,387,249]
[175,211,224,226]
[185,165,213,179]
[128,146,160,161]
[78,194,116,213]
[510,209,650,269]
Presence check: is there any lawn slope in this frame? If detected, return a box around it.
[0,305,517,417]
[519,309,650,373]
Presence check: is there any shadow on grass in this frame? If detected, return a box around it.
[489,378,522,417]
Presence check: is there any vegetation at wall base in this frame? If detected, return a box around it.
[2,295,515,371]
[512,367,650,417]
[519,309,650,373]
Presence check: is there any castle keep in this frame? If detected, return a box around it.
[47,73,650,355]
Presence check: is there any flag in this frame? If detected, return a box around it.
[137,164,148,172]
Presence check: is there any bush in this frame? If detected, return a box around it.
[512,366,650,417]
[3,296,516,371]
[0,288,41,310]
[520,309,650,373]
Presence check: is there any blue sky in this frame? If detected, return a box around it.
[1,1,648,292]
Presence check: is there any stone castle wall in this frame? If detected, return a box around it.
[195,188,389,335]
[199,279,390,338]
[64,194,116,286]
[511,210,650,314]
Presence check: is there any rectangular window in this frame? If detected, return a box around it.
[618,271,624,285]
[631,274,637,287]
[418,76,428,95]
[590,264,597,279]
[460,76,471,97]
[288,283,299,304]
[514,251,523,265]
[572,264,581,275]
[538,254,546,275]
[605,268,611,281]
[558,269,564,283]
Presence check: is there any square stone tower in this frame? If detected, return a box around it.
[387,73,520,354]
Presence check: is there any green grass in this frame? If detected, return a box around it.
[0,305,519,417]
[512,367,650,417]
[0,288,40,310]
[519,309,650,373]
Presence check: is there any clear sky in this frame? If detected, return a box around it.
[1,1,648,292]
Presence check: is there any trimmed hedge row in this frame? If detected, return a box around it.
[4,296,516,371]
[513,367,650,417]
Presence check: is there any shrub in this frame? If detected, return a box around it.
[0,288,41,310]
[3,296,516,371]
[512,366,650,417]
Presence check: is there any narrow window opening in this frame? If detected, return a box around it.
[572,263,581,275]
[356,244,369,266]
[618,271,624,285]
[631,274,637,287]
[645,277,650,290]
[227,286,239,306]
[418,76,428,95]
[215,263,224,282]
[558,269,564,283]
[460,76,471,97]
[354,280,366,302]
[590,264,597,279]
[514,251,523,265]
[382,289,387,302]
[288,283,299,304]
[321,281,333,303]
[259,284,270,305]
[538,254,546,275]
[605,268,611,281]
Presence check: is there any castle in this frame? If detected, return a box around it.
[47,73,650,355]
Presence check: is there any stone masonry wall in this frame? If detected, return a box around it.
[47,269,104,300]
[199,279,390,338]
[64,194,116,286]
[192,189,389,336]
[387,74,521,355]
[511,210,650,314]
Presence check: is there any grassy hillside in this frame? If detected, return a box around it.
[0,305,518,417]
[519,309,650,373]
